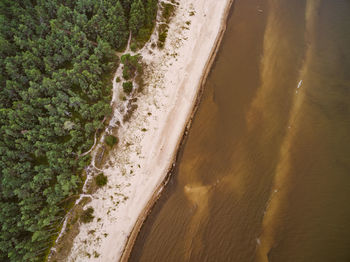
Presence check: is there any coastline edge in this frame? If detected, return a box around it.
[119,0,235,261]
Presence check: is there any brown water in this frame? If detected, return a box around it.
[129,0,350,261]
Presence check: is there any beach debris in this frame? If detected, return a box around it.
[256,238,261,245]
[297,80,303,88]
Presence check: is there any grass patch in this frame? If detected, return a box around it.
[95,173,108,187]
[81,207,94,223]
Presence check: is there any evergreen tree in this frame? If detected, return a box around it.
[106,1,129,49]
[145,0,158,27]
[129,0,146,36]
[0,0,158,260]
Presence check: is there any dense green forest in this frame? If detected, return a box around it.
[0,0,157,261]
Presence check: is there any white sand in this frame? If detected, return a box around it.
[67,0,232,261]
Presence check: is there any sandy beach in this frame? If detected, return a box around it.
[66,0,233,261]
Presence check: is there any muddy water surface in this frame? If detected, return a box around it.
[129,0,350,261]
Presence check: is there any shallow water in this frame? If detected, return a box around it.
[129,0,350,261]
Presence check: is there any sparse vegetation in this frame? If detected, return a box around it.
[88,230,96,235]
[93,251,100,258]
[158,2,177,48]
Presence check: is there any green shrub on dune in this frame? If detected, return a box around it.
[105,135,118,147]
[95,173,108,187]
[123,81,134,94]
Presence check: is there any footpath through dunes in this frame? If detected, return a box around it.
[130,0,350,261]
[62,0,234,261]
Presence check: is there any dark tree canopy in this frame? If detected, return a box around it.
[0,0,157,261]
[129,0,146,35]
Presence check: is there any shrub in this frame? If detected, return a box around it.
[116,77,121,83]
[95,173,108,187]
[105,135,118,147]
[136,28,152,45]
[162,3,176,23]
[158,29,168,48]
[121,53,142,80]
[81,207,94,223]
[130,42,137,52]
[121,53,140,66]
[123,81,133,94]
[122,65,131,80]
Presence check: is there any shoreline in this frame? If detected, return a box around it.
[119,0,235,260]
[66,0,235,261]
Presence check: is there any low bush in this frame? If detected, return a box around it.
[121,53,142,80]
[81,207,94,223]
[130,42,138,52]
[95,173,108,187]
[122,65,132,80]
[162,3,176,23]
[105,135,118,147]
[158,29,168,48]
[136,28,152,46]
[123,81,133,94]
